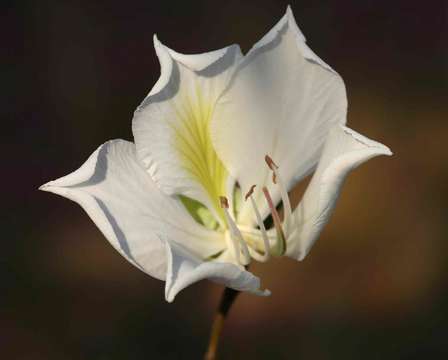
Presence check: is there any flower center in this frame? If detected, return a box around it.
[218,155,292,266]
[177,152,292,266]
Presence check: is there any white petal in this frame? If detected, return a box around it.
[211,6,347,224]
[286,125,392,261]
[164,241,270,302]
[40,140,225,280]
[132,36,242,224]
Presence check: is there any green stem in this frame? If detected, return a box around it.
[204,287,240,360]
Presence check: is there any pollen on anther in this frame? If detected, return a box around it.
[265,155,278,169]
[265,155,278,183]
[219,196,229,209]
[245,185,257,201]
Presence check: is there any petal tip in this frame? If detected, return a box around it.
[285,4,294,21]
[261,289,272,296]
[368,142,393,158]
[153,34,166,53]
[339,125,392,156]
[369,142,393,158]
[285,4,306,42]
[39,181,57,192]
[383,147,393,156]
[165,292,175,303]
[153,33,160,45]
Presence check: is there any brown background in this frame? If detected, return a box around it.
[4,0,448,358]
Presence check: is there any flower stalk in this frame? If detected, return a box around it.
[204,287,240,360]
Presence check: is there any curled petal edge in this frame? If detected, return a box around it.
[39,140,226,282]
[132,36,242,223]
[211,5,347,226]
[286,125,392,261]
[38,140,163,278]
[164,241,271,303]
[245,5,336,74]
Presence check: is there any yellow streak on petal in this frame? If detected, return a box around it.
[170,84,228,225]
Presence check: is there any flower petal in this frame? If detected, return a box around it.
[285,125,392,261]
[132,36,242,225]
[164,241,270,302]
[211,6,347,224]
[40,140,225,280]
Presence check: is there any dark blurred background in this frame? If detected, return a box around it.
[3,0,448,358]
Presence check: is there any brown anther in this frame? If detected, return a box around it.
[265,155,278,184]
[244,185,257,201]
[219,196,229,209]
[265,155,278,170]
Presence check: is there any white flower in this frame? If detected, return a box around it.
[40,7,391,302]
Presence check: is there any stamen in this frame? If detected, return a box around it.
[220,196,240,263]
[245,185,270,262]
[262,186,286,256]
[265,155,292,224]
[219,196,251,265]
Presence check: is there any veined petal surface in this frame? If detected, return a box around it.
[164,241,270,302]
[211,7,347,224]
[133,37,242,224]
[286,125,392,261]
[40,140,225,280]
